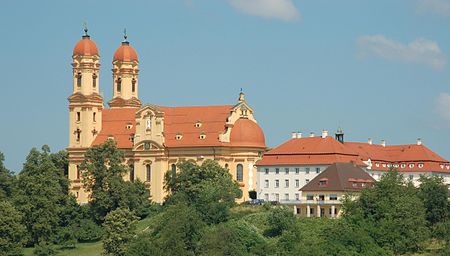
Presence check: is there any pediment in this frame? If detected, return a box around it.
[134,140,164,151]
[108,97,141,108]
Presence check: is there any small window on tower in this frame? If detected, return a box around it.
[132,78,136,93]
[117,78,122,92]
[92,73,97,88]
[76,112,81,122]
[93,112,96,122]
[76,73,82,87]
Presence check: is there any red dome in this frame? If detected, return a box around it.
[230,118,266,148]
[113,42,138,62]
[73,36,99,56]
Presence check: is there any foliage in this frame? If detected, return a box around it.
[343,170,429,254]
[33,242,56,256]
[14,146,80,246]
[417,175,449,225]
[164,160,240,224]
[198,219,268,256]
[102,207,139,256]
[125,234,163,256]
[0,151,15,201]
[152,203,205,256]
[266,206,295,237]
[80,140,151,222]
[74,219,104,243]
[0,200,26,255]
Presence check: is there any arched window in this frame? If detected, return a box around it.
[171,164,176,177]
[146,164,151,182]
[132,78,136,93]
[129,164,134,182]
[117,78,122,92]
[76,165,80,180]
[225,163,229,169]
[236,164,243,182]
[92,73,97,88]
[76,73,82,87]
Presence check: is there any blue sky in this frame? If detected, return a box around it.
[1,0,450,172]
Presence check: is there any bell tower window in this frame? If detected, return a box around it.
[117,78,122,93]
[76,73,82,87]
[146,164,151,182]
[92,73,97,88]
[93,112,96,122]
[75,128,81,142]
[76,112,81,122]
[132,78,136,93]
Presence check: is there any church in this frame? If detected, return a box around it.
[67,29,267,204]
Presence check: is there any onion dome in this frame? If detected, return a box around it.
[230,118,266,148]
[73,27,99,56]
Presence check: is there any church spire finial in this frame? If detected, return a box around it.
[238,88,245,102]
[122,28,129,45]
[82,22,89,38]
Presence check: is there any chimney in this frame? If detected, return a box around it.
[381,140,386,147]
[310,132,315,137]
[321,130,328,138]
[417,138,422,146]
[368,138,373,145]
[296,132,302,138]
[292,132,297,139]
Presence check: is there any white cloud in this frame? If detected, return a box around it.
[357,35,447,70]
[416,0,450,17]
[436,93,450,121]
[229,0,300,22]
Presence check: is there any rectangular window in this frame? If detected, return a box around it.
[284,193,289,201]
[146,164,151,182]
[264,193,269,201]
[330,194,338,200]
[306,179,310,183]
[93,112,96,122]
[305,167,310,174]
[264,179,269,188]
[296,208,300,214]
[275,193,279,202]
[295,193,300,201]
[316,167,320,173]
[295,179,299,188]
[129,164,134,183]
[76,112,81,122]
[285,168,289,174]
[265,168,269,174]
[295,168,300,174]
[319,180,327,186]
[275,168,279,174]
[310,208,314,215]
[307,194,314,200]
[76,165,80,180]
[275,179,279,188]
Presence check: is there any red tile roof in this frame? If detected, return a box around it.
[91,105,266,149]
[257,136,450,173]
[113,42,138,62]
[73,36,99,56]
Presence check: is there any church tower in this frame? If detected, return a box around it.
[108,31,141,108]
[68,27,103,148]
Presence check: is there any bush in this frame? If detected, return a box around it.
[33,242,56,256]
[75,219,104,242]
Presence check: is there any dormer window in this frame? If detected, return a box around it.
[76,73,82,87]
[92,73,97,88]
[108,135,114,140]
[176,133,182,140]
[418,163,424,168]
[116,78,122,93]
[199,132,206,140]
[319,179,328,186]
[195,121,202,128]
[126,123,133,130]
[401,164,406,168]
[409,163,414,168]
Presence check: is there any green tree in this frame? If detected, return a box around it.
[103,207,139,256]
[343,171,429,254]
[417,175,449,225]
[198,219,268,256]
[125,233,163,256]
[14,146,77,246]
[0,151,15,200]
[164,160,240,224]
[152,203,205,255]
[0,200,26,255]
[80,140,151,222]
[266,206,295,237]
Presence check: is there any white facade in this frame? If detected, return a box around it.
[256,165,328,203]
[257,165,450,204]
